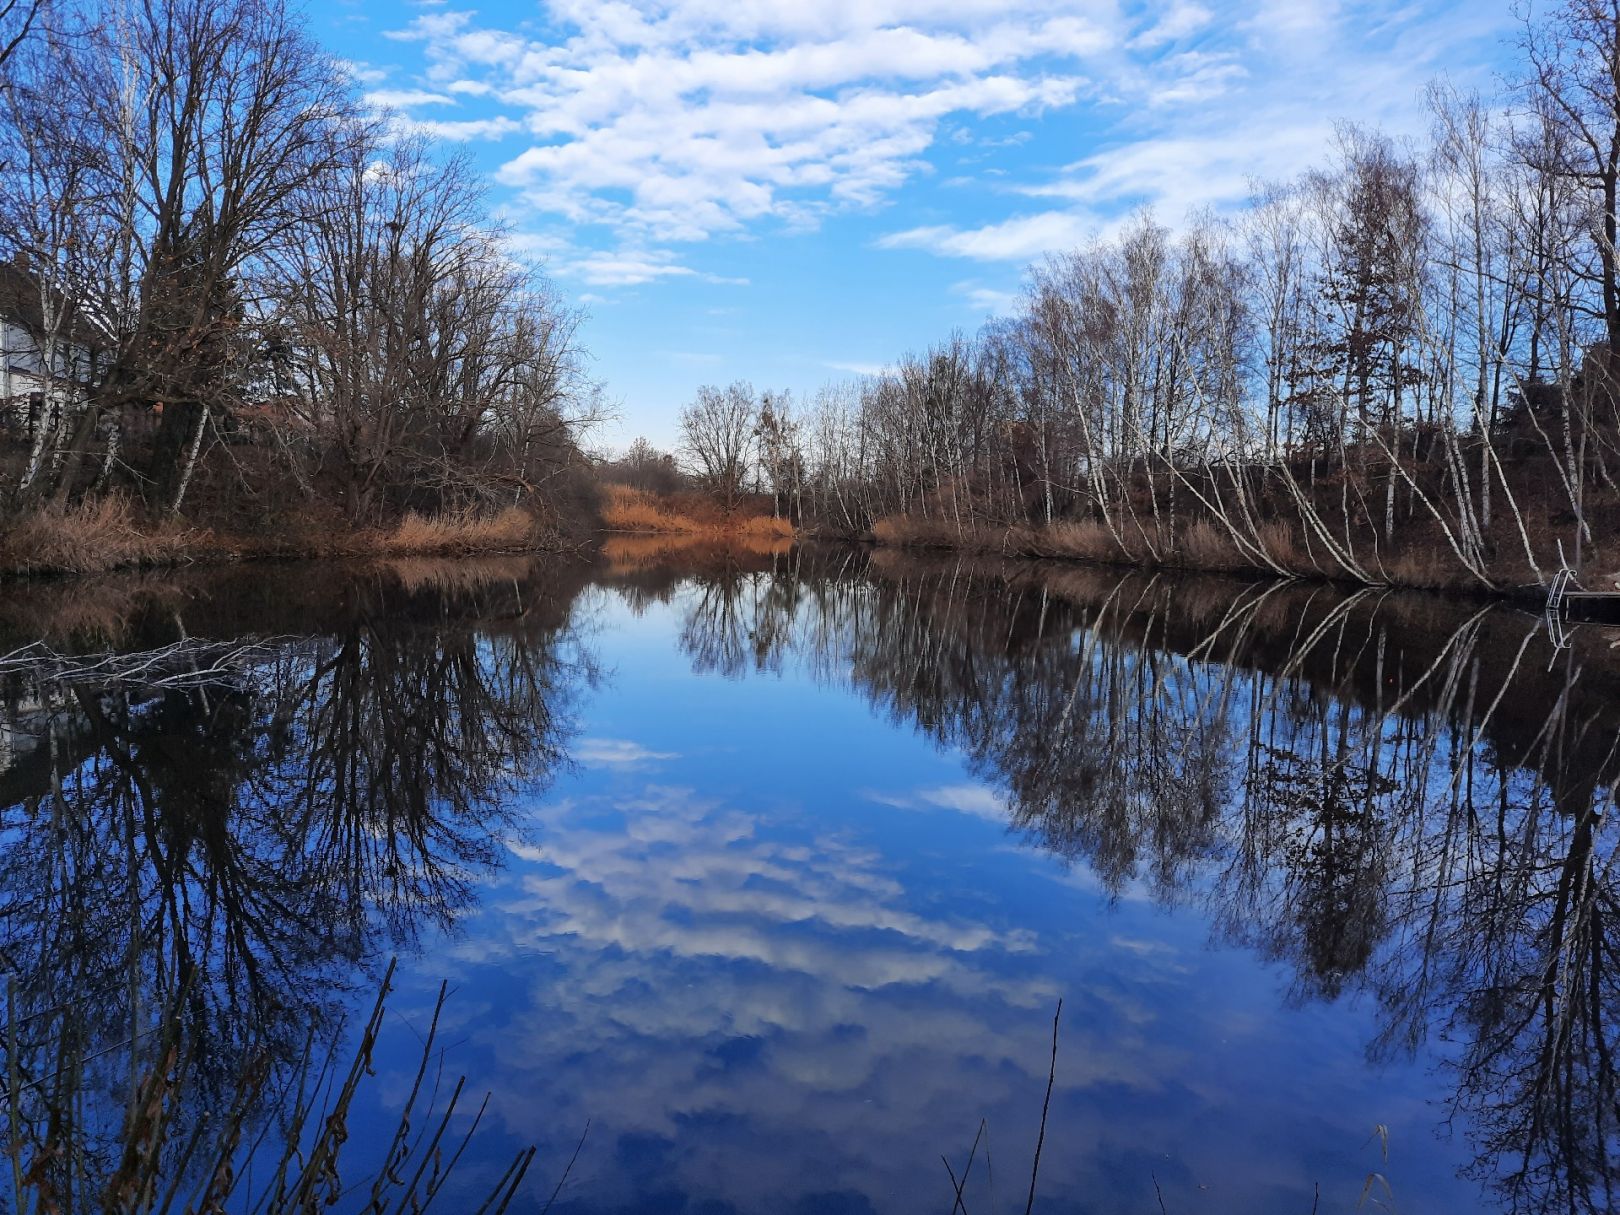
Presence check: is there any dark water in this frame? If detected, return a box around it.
[1,547,1617,1214]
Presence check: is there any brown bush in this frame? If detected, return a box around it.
[601,485,795,540]
[0,499,559,580]
[0,497,198,576]
[870,515,1018,552]
[1254,520,1310,574]
[381,506,537,555]
[1027,520,1122,562]
[1177,520,1245,570]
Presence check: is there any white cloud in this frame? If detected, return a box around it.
[877,0,1511,262]
[919,784,1006,820]
[410,115,523,141]
[952,278,1021,314]
[339,59,391,87]
[363,87,457,108]
[574,737,679,765]
[500,238,754,287]
[569,249,695,285]
[824,360,889,377]
[859,783,1008,822]
[880,211,1096,261]
[394,779,1233,1211]
[1131,1,1214,49]
[1143,50,1247,106]
[857,788,916,808]
[384,1,1119,268]
[372,0,1514,283]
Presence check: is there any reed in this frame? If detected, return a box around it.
[380,506,538,555]
[3,963,542,1215]
[600,485,795,540]
[0,497,197,576]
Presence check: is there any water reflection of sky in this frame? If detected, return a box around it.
[359,584,1478,1215]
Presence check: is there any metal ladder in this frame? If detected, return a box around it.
[1549,566,1577,615]
[1546,565,1580,654]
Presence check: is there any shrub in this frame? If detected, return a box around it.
[600,485,794,539]
[382,506,537,555]
[0,497,196,576]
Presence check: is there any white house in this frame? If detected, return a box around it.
[0,259,108,428]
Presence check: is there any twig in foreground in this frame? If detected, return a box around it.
[1023,998,1061,1215]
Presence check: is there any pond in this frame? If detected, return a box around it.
[0,544,1615,1214]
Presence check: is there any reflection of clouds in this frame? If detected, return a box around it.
[919,783,1005,819]
[859,782,1007,821]
[509,785,1031,981]
[370,573,1517,1214]
[436,781,1219,1214]
[573,737,679,766]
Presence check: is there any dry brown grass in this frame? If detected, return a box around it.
[1023,520,1121,561]
[872,514,1144,563]
[379,506,537,555]
[871,515,953,547]
[601,485,691,533]
[601,485,796,541]
[0,497,199,577]
[1177,520,1245,570]
[874,511,1327,578]
[0,499,557,581]
[1379,548,1479,591]
[1253,519,1309,574]
[870,515,1024,552]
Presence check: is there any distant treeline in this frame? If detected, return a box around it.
[627,0,1620,592]
[0,0,600,551]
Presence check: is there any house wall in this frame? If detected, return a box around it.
[0,314,101,414]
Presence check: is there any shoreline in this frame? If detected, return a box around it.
[853,531,1556,609]
[0,501,592,581]
[0,505,1575,613]
[834,511,1576,608]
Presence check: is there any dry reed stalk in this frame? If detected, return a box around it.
[380,506,537,555]
[1,497,197,576]
[601,485,795,540]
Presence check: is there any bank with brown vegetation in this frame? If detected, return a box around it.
[0,0,601,579]
[863,466,1620,595]
[600,484,795,543]
[0,495,582,578]
[596,0,1620,601]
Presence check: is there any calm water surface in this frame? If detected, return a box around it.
[1,547,1616,1214]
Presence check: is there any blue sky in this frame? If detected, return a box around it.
[314,0,1519,452]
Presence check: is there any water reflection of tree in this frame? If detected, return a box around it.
[665,553,1620,1215]
[0,563,592,1206]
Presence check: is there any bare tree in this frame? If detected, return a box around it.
[1521,0,1620,351]
[0,0,600,535]
[755,389,803,519]
[680,381,757,513]
[0,0,44,70]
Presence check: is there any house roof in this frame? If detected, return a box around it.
[0,260,111,350]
